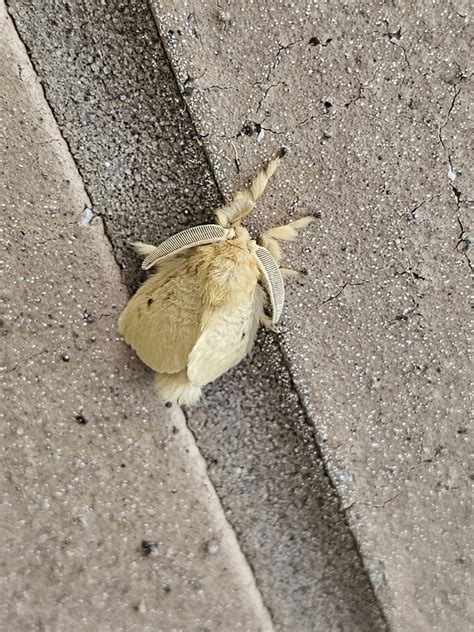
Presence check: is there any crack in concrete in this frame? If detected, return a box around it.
[4,346,49,373]
[437,87,472,270]
[259,122,287,136]
[256,80,283,113]
[205,83,237,92]
[317,274,382,306]
[231,106,321,140]
[360,493,400,510]
[255,41,297,113]
[319,282,351,305]
[391,226,428,283]
[384,23,410,69]
[396,194,440,225]
[438,87,461,146]
[455,216,473,271]
[344,67,380,108]
[295,113,321,128]
[394,264,427,282]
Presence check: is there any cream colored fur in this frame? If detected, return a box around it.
[118,149,313,407]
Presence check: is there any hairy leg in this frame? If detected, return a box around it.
[280,268,305,279]
[258,215,313,262]
[215,147,286,228]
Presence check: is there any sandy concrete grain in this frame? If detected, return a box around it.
[5,1,389,630]
[151,2,473,630]
[0,5,273,630]
[5,0,472,630]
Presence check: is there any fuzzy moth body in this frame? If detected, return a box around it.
[118,149,313,406]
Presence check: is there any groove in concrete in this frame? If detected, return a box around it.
[148,3,472,630]
[6,0,389,629]
[1,3,274,629]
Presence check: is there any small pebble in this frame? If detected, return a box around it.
[141,540,158,556]
[74,414,88,425]
[136,600,146,614]
[82,309,94,324]
[217,9,231,26]
[206,539,220,556]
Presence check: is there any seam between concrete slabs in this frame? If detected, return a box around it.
[148,3,391,628]
[3,4,274,628]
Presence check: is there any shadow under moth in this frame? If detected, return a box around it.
[118,149,313,406]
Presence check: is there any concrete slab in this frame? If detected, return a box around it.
[149,2,473,631]
[6,1,387,630]
[0,5,272,630]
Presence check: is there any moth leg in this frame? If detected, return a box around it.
[280,268,306,280]
[132,241,157,258]
[258,215,313,262]
[259,310,278,332]
[215,147,286,228]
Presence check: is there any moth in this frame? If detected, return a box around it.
[118,149,312,406]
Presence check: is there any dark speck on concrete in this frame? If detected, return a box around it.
[82,309,94,324]
[141,540,158,557]
[73,413,88,425]
[309,36,332,46]
[240,121,259,137]
[388,27,402,40]
[183,76,198,94]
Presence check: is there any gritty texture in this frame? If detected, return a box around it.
[151,2,473,631]
[6,1,389,630]
[190,331,387,630]
[7,0,222,292]
[0,5,274,630]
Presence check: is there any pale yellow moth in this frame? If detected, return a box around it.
[118,149,313,406]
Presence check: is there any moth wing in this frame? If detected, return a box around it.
[118,258,204,374]
[187,291,263,387]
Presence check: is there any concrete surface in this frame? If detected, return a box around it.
[151,2,473,631]
[6,1,388,631]
[5,0,472,631]
[0,5,273,630]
